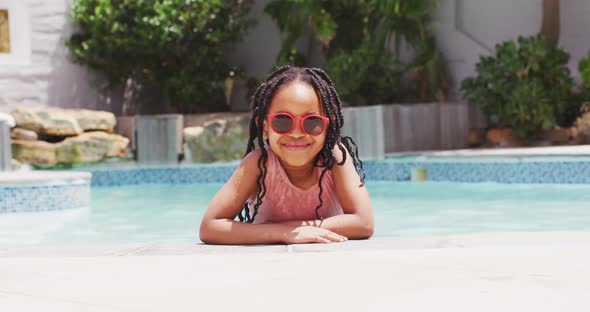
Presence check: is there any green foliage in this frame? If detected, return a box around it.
[580,51,590,88]
[369,0,448,102]
[264,0,445,106]
[264,0,339,63]
[67,0,253,113]
[325,43,402,105]
[461,35,575,138]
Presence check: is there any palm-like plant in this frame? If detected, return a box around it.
[265,0,447,104]
[368,0,447,101]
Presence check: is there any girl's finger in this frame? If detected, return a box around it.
[335,234,347,242]
[326,232,347,241]
[336,234,348,241]
[316,236,331,244]
[324,233,346,242]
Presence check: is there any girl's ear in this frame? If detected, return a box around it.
[255,116,269,140]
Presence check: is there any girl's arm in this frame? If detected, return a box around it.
[283,145,374,239]
[199,149,347,245]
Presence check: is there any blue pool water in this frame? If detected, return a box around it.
[1,181,589,245]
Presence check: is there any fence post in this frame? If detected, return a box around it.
[342,105,385,160]
[136,114,183,165]
[0,121,12,172]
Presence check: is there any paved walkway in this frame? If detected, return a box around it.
[1,233,589,312]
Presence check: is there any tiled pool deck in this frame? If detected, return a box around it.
[1,146,590,311]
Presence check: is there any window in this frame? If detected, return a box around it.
[0,9,9,53]
[0,1,31,64]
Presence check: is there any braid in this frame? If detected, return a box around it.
[239,65,366,223]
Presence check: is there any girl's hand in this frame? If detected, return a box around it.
[283,226,348,244]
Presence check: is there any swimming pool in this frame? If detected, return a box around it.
[1,181,589,245]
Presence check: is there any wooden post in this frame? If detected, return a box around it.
[540,0,560,46]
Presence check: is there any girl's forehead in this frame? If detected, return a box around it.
[269,81,323,114]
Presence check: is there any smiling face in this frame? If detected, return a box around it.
[263,81,326,169]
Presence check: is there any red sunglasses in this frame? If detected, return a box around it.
[267,112,330,136]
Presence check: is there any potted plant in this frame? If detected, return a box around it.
[461,35,577,146]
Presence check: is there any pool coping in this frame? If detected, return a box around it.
[1,231,589,258]
[387,144,590,157]
[0,171,91,186]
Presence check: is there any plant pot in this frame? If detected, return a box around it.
[485,128,526,147]
[467,128,486,147]
[539,126,571,145]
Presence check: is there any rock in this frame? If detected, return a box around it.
[11,127,38,141]
[10,107,117,136]
[573,109,590,144]
[11,140,57,166]
[486,128,526,147]
[11,107,82,136]
[72,109,116,132]
[56,131,130,163]
[11,132,129,165]
[184,116,249,163]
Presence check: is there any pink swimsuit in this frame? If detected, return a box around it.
[248,149,343,224]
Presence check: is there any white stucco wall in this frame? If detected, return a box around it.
[0,0,589,113]
[225,0,282,80]
[433,0,590,99]
[224,0,318,111]
[0,0,114,114]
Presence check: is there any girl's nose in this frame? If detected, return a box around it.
[289,120,306,138]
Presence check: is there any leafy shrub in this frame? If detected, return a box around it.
[324,43,402,106]
[67,0,253,113]
[580,51,590,88]
[461,35,575,138]
[265,0,445,106]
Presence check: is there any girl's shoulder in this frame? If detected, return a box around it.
[243,148,262,161]
[240,148,278,192]
[241,148,262,169]
[241,148,274,171]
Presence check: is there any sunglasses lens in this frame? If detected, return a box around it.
[271,114,293,133]
[303,116,326,135]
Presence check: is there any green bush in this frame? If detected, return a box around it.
[580,51,590,88]
[264,0,445,106]
[67,0,253,113]
[324,43,402,106]
[461,35,575,138]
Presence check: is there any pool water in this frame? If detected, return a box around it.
[1,181,590,245]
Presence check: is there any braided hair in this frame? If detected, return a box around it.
[239,66,365,223]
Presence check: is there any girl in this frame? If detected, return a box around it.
[199,66,373,245]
